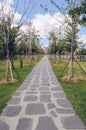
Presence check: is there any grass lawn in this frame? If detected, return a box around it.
[49,57,86,126]
[0,55,41,113]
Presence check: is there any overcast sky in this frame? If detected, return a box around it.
[0,0,86,46]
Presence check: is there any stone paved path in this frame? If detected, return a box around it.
[0,56,85,130]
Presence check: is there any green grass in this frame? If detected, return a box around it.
[50,58,86,126]
[0,55,41,113]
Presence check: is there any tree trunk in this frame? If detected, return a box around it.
[6,42,13,82]
[70,16,75,78]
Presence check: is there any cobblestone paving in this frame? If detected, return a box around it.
[0,56,85,130]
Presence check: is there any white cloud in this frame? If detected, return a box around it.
[0,0,22,26]
[13,12,22,24]
[78,34,86,44]
[0,1,13,17]
[32,13,86,45]
[32,13,67,38]
[6,0,13,5]
[20,25,27,33]
[32,13,52,37]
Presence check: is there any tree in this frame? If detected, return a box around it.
[26,21,42,60]
[0,0,33,82]
[0,23,6,58]
[60,0,86,79]
[0,16,20,81]
[8,26,20,58]
[70,0,86,26]
[63,19,79,54]
[76,44,86,55]
[48,0,86,80]
[49,30,58,56]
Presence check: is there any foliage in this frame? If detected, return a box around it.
[48,29,63,55]
[16,22,44,56]
[63,27,78,53]
[0,18,20,59]
[77,48,86,55]
[8,26,20,57]
[69,0,86,26]
[0,23,6,58]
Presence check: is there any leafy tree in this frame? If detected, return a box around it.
[8,26,20,57]
[0,23,6,58]
[49,30,58,55]
[70,0,86,26]
[77,48,86,55]
[76,44,86,55]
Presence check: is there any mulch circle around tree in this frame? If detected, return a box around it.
[0,78,18,84]
[61,75,86,83]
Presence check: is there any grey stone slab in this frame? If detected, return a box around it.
[51,87,63,91]
[20,84,28,86]
[57,99,72,108]
[26,103,46,115]
[33,79,40,81]
[27,77,33,79]
[16,118,32,130]
[13,92,21,96]
[41,79,49,81]
[40,95,51,102]
[27,78,32,80]
[0,120,9,130]
[40,91,51,94]
[56,108,74,114]
[26,92,38,94]
[2,106,21,117]
[29,88,37,91]
[41,81,49,83]
[42,73,48,75]
[24,79,30,82]
[51,82,58,85]
[41,76,48,78]
[47,103,56,109]
[17,87,28,91]
[31,84,39,88]
[33,82,40,84]
[34,78,40,80]
[41,83,50,86]
[41,77,49,79]
[36,116,58,130]
[56,82,63,88]
[20,84,29,87]
[50,78,57,81]
[32,83,39,85]
[22,83,29,85]
[24,95,38,102]
[61,115,85,129]
[53,92,66,98]
[8,97,21,105]
[35,76,40,78]
[50,110,58,118]
[39,87,49,90]
[35,78,40,80]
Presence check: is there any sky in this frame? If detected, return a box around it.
[0,0,86,46]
